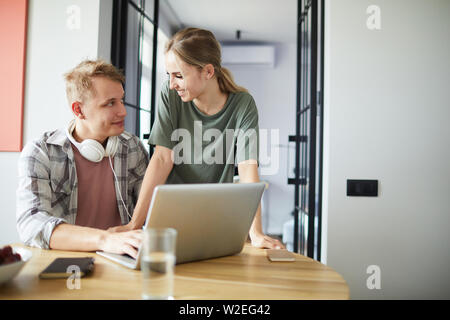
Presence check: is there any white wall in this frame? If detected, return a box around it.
[324,0,450,299]
[226,43,297,235]
[0,0,110,246]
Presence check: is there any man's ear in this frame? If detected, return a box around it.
[203,64,215,80]
[71,101,84,119]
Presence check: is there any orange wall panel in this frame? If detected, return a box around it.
[0,0,28,152]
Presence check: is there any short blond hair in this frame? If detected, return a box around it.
[64,59,125,104]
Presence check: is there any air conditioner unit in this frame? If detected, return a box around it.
[221,45,275,67]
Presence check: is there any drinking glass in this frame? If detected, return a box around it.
[141,228,177,300]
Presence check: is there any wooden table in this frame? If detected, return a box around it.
[0,243,349,300]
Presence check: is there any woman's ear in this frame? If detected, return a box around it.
[203,64,215,80]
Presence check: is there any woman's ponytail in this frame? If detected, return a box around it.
[216,66,248,94]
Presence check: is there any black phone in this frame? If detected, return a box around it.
[39,257,95,279]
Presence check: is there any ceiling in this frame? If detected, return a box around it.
[164,0,297,44]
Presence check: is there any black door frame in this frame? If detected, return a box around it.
[289,0,324,261]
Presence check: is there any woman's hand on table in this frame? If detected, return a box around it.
[250,232,285,249]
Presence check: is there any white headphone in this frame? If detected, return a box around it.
[66,119,132,221]
[66,119,119,162]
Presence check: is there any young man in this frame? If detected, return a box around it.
[16,60,148,258]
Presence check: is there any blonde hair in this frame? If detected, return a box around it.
[165,28,248,94]
[64,59,125,104]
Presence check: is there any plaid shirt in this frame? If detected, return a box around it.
[16,128,149,249]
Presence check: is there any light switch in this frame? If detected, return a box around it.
[347,180,378,197]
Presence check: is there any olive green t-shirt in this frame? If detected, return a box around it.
[149,80,259,184]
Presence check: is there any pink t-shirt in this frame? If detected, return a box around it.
[72,144,122,230]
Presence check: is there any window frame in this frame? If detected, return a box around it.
[111,0,160,156]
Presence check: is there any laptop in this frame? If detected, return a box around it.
[96,182,265,269]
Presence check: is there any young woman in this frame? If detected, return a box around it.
[113,28,284,249]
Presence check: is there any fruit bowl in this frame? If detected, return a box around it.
[0,246,32,285]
